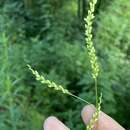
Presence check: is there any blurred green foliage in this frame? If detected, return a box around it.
[0,0,130,130]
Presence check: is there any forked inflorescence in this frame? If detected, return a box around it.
[28,0,102,130]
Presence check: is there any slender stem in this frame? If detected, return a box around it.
[95,78,98,107]
[68,93,90,104]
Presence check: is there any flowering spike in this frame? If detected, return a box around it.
[27,65,90,104]
[85,0,99,79]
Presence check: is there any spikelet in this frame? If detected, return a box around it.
[86,94,102,130]
[27,65,90,104]
[85,0,99,79]
[28,65,70,94]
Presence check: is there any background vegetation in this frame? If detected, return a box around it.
[0,0,130,130]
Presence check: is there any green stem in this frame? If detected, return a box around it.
[68,93,90,104]
[95,78,98,107]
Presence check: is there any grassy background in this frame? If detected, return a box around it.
[0,0,130,130]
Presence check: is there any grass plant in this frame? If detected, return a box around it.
[28,0,102,130]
